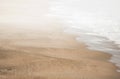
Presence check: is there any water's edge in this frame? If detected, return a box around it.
[64,29,120,73]
[49,0,120,73]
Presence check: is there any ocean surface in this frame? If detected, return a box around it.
[48,0,120,72]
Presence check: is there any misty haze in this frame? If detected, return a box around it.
[0,0,120,79]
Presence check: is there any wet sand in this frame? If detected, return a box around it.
[0,25,120,79]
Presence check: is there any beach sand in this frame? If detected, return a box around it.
[0,24,120,79]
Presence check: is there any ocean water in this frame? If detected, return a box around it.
[48,0,120,72]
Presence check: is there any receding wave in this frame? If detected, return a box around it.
[49,0,120,72]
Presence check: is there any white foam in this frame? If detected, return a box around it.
[49,0,120,72]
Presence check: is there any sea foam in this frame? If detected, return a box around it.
[49,0,120,72]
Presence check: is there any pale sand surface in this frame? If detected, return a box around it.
[0,0,120,79]
[0,24,120,79]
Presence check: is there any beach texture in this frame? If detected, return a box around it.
[0,0,120,78]
[0,25,120,79]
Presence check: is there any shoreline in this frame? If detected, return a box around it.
[0,25,120,79]
[65,29,120,74]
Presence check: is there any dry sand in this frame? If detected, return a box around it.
[0,0,120,79]
[0,24,120,79]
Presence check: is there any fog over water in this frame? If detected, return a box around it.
[0,0,120,72]
[48,0,120,72]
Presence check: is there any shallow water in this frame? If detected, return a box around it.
[48,0,120,72]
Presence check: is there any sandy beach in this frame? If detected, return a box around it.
[0,0,120,78]
[0,25,120,79]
